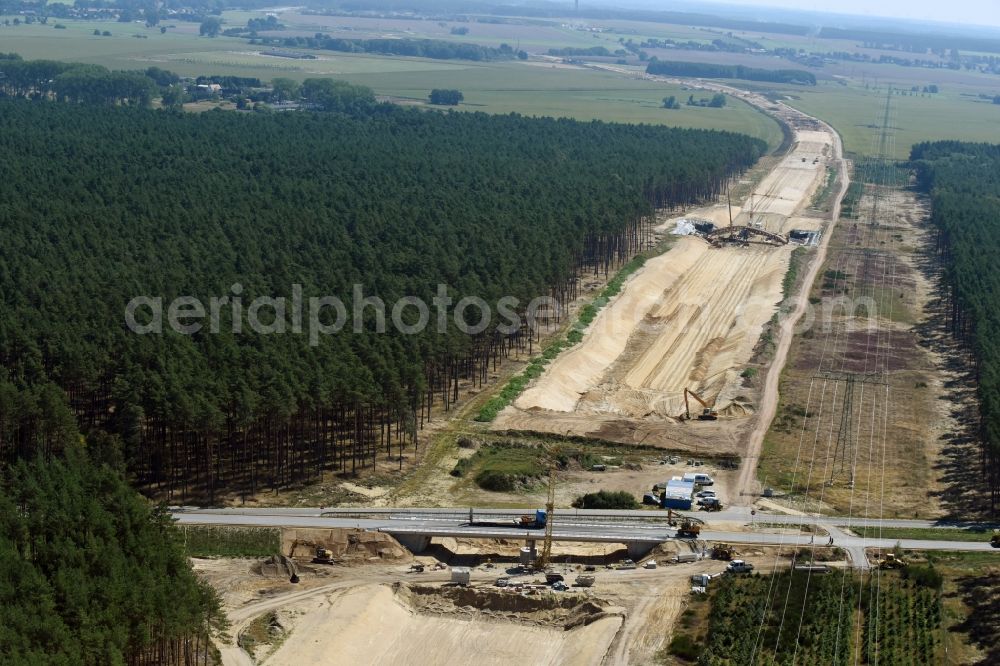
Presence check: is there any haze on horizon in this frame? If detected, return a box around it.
[693,0,1000,29]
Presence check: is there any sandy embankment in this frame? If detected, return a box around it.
[517,236,787,418]
[264,584,623,666]
[494,126,835,449]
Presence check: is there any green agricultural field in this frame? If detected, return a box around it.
[785,82,1000,159]
[0,19,783,147]
[343,63,782,146]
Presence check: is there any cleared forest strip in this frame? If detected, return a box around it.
[494,94,842,453]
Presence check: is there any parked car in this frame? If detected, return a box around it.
[643,492,661,506]
[695,489,717,498]
[727,559,754,574]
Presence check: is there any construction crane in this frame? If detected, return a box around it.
[535,465,557,569]
[683,388,718,421]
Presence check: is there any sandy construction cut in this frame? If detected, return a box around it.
[516,236,788,419]
[496,122,835,448]
[264,584,622,666]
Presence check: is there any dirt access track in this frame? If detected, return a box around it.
[494,90,845,458]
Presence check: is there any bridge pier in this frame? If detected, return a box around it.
[393,533,431,554]
[626,541,660,561]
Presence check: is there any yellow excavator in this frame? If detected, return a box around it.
[683,388,718,421]
[666,509,705,538]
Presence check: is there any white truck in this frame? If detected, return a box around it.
[683,472,714,486]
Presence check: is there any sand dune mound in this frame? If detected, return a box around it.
[282,528,410,562]
[265,583,623,666]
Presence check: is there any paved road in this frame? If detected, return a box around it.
[172,506,999,568]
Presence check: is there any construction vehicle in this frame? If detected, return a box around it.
[545,572,565,584]
[666,508,705,538]
[408,563,425,573]
[991,533,1000,548]
[712,543,735,561]
[683,388,718,421]
[676,519,702,539]
[575,574,596,587]
[535,465,557,569]
[876,553,907,569]
[514,509,548,529]
[312,547,336,565]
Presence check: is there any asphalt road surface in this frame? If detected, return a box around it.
[172,506,1000,569]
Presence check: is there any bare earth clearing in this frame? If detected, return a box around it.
[196,537,788,666]
[758,183,978,518]
[495,104,845,459]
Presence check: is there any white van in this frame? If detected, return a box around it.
[683,472,714,486]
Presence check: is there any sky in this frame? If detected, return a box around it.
[695,0,1000,29]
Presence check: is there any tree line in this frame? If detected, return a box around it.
[646,59,817,85]
[912,140,1000,511]
[0,434,224,663]
[0,98,765,501]
[253,34,519,61]
[0,59,166,105]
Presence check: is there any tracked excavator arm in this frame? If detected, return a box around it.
[683,388,718,421]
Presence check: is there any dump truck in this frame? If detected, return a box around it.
[712,543,735,561]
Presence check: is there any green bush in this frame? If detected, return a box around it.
[450,458,473,477]
[571,490,638,509]
[458,444,546,491]
[668,633,700,661]
[902,564,943,590]
[474,469,520,491]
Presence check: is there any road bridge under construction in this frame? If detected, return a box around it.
[170,506,1000,567]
